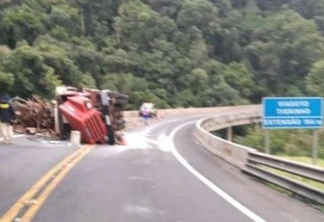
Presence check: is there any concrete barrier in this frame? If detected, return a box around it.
[124,104,262,130]
[124,104,262,118]
[194,107,262,168]
[124,104,263,167]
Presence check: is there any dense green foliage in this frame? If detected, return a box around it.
[1,0,324,109]
[234,126,324,159]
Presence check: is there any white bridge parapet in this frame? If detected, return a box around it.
[194,105,262,168]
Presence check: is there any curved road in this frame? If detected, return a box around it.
[0,115,324,222]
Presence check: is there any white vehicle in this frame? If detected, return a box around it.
[138,103,157,118]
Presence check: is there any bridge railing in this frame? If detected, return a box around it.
[124,104,261,129]
[243,152,324,204]
[193,105,324,205]
[194,107,262,168]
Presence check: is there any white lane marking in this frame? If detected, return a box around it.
[170,121,266,222]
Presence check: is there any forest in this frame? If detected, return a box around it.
[1,0,324,110]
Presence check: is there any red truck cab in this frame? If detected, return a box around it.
[58,95,107,144]
[55,86,108,144]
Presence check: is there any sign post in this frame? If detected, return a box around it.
[313,129,319,165]
[262,97,323,164]
[265,130,270,154]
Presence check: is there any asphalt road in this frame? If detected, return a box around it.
[0,136,74,217]
[1,115,324,222]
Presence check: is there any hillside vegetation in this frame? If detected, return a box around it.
[1,0,324,110]
[234,126,324,160]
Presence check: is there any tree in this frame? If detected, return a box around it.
[188,29,209,67]
[48,3,82,36]
[3,42,61,98]
[306,60,324,97]
[142,0,182,19]
[240,0,265,44]
[33,35,84,87]
[114,0,171,51]
[223,62,255,99]
[245,9,324,98]
[0,45,14,94]
[176,0,218,33]
[100,72,148,95]
[0,0,324,109]
[100,72,170,109]
[0,3,45,48]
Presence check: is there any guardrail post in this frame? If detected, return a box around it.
[254,121,261,131]
[227,127,232,142]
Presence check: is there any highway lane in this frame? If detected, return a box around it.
[31,116,256,222]
[0,136,74,218]
[172,120,324,222]
[1,115,324,221]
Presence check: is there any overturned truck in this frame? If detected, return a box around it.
[55,86,129,145]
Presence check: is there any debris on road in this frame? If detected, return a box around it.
[11,96,56,136]
[9,86,130,145]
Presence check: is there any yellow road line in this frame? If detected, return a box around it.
[21,146,93,222]
[0,145,94,222]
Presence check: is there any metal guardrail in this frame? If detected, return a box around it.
[242,152,324,205]
[194,106,324,205]
[247,152,324,183]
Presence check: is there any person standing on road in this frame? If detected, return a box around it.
[0,95,16,144]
